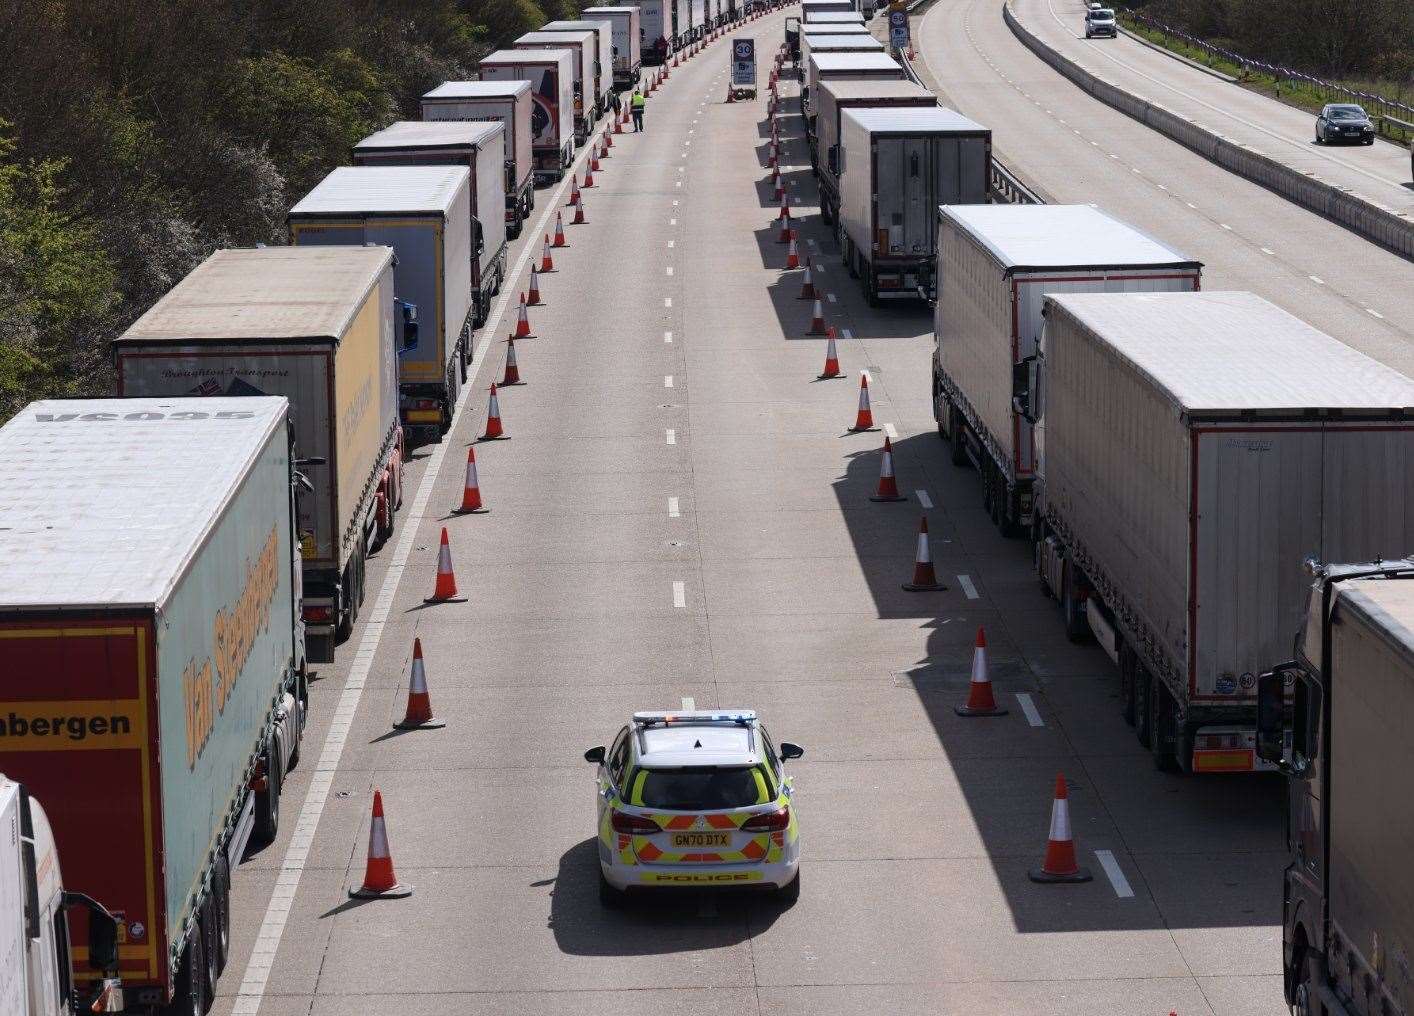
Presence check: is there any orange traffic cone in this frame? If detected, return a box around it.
[785,235,800,269]
[583,163,595,187]
[806,297,827,336]
[590,151,600,172]
[768,142,778,168]
[540,235,555,273]
[956,626,1008,716]
[871,435,907,502]
[424,527,465,603]
[798,259,817,300]
[726,84,735,103]
[349,791,413,898]
[614,109,624,134]
[774,174,785,201]
[1029,774,1092,883]
[452,446,488,514]
[515,296,533,338]
[572,193,586,224]
[567,175,580,206]
[599,136,610,159]
[527,267,542,306]
[817,327,842,380]
[849,373,877,432]
[552,214,567,247]
[501,336,524,386]
[395,639,446,729]
[776,198,792,243]
[479,384,508,441]
[902,517,947,591]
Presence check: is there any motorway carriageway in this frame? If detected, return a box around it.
[213,6,1286,1015]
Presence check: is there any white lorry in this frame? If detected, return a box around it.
[0,778,123,1015]
[478,49,576,179]
[583,7,643,89]
[1023,291,1414,773]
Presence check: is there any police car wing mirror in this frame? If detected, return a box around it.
[779,742,804,761]
[584,746,606,764]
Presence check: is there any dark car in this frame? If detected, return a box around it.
[1316,103,1376,145]
[1084,7,1117,38]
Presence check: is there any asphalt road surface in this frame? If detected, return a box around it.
[210,7,1303,1014]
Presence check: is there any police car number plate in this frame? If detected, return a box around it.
[671,832,731,848]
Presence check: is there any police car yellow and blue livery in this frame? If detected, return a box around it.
[584,710,803,904]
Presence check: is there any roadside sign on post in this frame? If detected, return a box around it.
[732,37,756,88]
[888,7,910,50]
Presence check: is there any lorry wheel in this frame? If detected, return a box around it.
[1060,563,1089,643]
[1135,669,1153,749]
[200,891,220,1000]
[1150,682,1180,772]
[213,853,231,974]
[1118,644,1138,726]
[949,408,969,467]
[253,742,282,847]
[163,919,209,1016]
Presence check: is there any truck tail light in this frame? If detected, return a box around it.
[741,808,790,832]
[302,605,332,623]
[611,810,662,834]
[1195,733,1246,751]
[249,756,269,794]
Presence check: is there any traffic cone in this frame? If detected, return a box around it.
[568,175,580,206]
[349,791,413,898]
[541,235,554,272]
[572,192,586,224]
[452,446,488,514]
[806,297,827,336]
[902,517,947,591]
[395,639,447,729]
[955,626,1009,716]
[799,259,817,300]
[583,163,595,187]
[768,143,778,168]
[527,267,542,306]
[785,235,800,269]
[424,527,465,603]
[553,214,567,247]
[515,295,533,338]
[610,112,620,138]
[726,84,735,103]
[870,435,907,502]
[817,326,842,379]
[1029,774,1093,883]
[848,374,877,432]
[774,174,785,200]
[479,384,508,441]
[501,336,524,386]
[590,151,600,172]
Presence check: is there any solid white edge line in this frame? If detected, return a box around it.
[664,331,674,343]
[230,121,602,1016]
[957,574,979,600]
[915,490,933,509]
[883,423,898,440]
[672,581,687,608]
[666,429,676,445]
[668,497,680,518]
[681,696,696,710]
[1095,849,1135,898]
[1015,692,1044,728]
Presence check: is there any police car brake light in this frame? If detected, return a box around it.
[610,810,661,834]
[741,807,790,832]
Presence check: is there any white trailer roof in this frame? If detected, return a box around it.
[0,397,288,611]
[117,246,392,345]
[423,80,531,100]
[806,11,865,21]
[543,19,614,30]
[354,120,503,152]
[819,79,934,101]
[289,165,469,217]
[802,23,872,35]
[1342,579,1414,659]
[941,204,1199,272]
[480,48,574,66]
[810,52,902,72]
[804,35,885,49]
[515,31,593,45]
[843,106,987,134]
[1047,291,1414,414]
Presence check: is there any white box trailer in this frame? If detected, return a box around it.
[289,166,473,444]
[420,81,536,239]
[513,33,595,140]
[806,11,867,26]
[802,0,857,20]
[584,7,643,87]
[801,31,884,67]
[542,20,616,116]
[352,121,508,327]
[836,107,989,304]
[933,204,1201,534]
[114,247,405,662]
[683,0,701,42]
[805,51,904,113]
[811,77,933,186]
[1030,291,1414,773]
[479,49,576,178]
[630,0,674,63]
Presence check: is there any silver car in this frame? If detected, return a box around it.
[1085,7,1117,38]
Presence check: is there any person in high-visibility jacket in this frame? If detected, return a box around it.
[631,90,646,133]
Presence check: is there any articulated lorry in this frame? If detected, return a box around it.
[353,120,508,327]
[513,33,595,141]
[0,396,307,1015]
[114,246,406,664]
[836,107,989,304]
[804,52,904,113]
[419,80,536,239]
[933,203,1202,535]
[0,778,123,1015]
[583,6,643,88]
[810,76,933,182]
[1023,291,1414,773]
[289,165,474,444]
[800,31,885,72]
[479,49,576,178]
[1256,561,1414,1016]
[543,19,616,113]
[802,0,857,20]
[632,0,674,65]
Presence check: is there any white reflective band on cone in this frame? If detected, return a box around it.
[971,647,987,683]
[916,532,930,564]
[369,818,390,859]
[409,658,428,695]
[438,545,453,573]
[1048,799,1071,842]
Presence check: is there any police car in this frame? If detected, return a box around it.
[584,711,803,905]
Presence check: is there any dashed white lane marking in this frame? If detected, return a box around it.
[664,297,673,307]
[681,696,696,710]
[1016,693,1044,728]
[673,200,680,206]
[670,218,677,226]
[668,239,676,248]
[664,375,675,388]
[677,166,684,172]
[666,428,677,445]
[806,238,818,248]
[841,328,853,339]
[1261,247,1276,255]
[1309,275,1325,285]
[1368,308,1386,319]
[1156,183,1167,191]
[915,490,933,509]
[1220,223,1232,230]
[957,574,979,600]
[676,181,682,187]
[666,266,674,276]
[664,330,674,343]
[1186,202,1197,209]
[883,422,898,440]
[672,581,687,608]
[1095,850,1135,899]
[668,497,681,518]
[826,292,837,303]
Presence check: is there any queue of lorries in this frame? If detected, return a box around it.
[790,5,1413,1014]
[0,5,780,1013]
